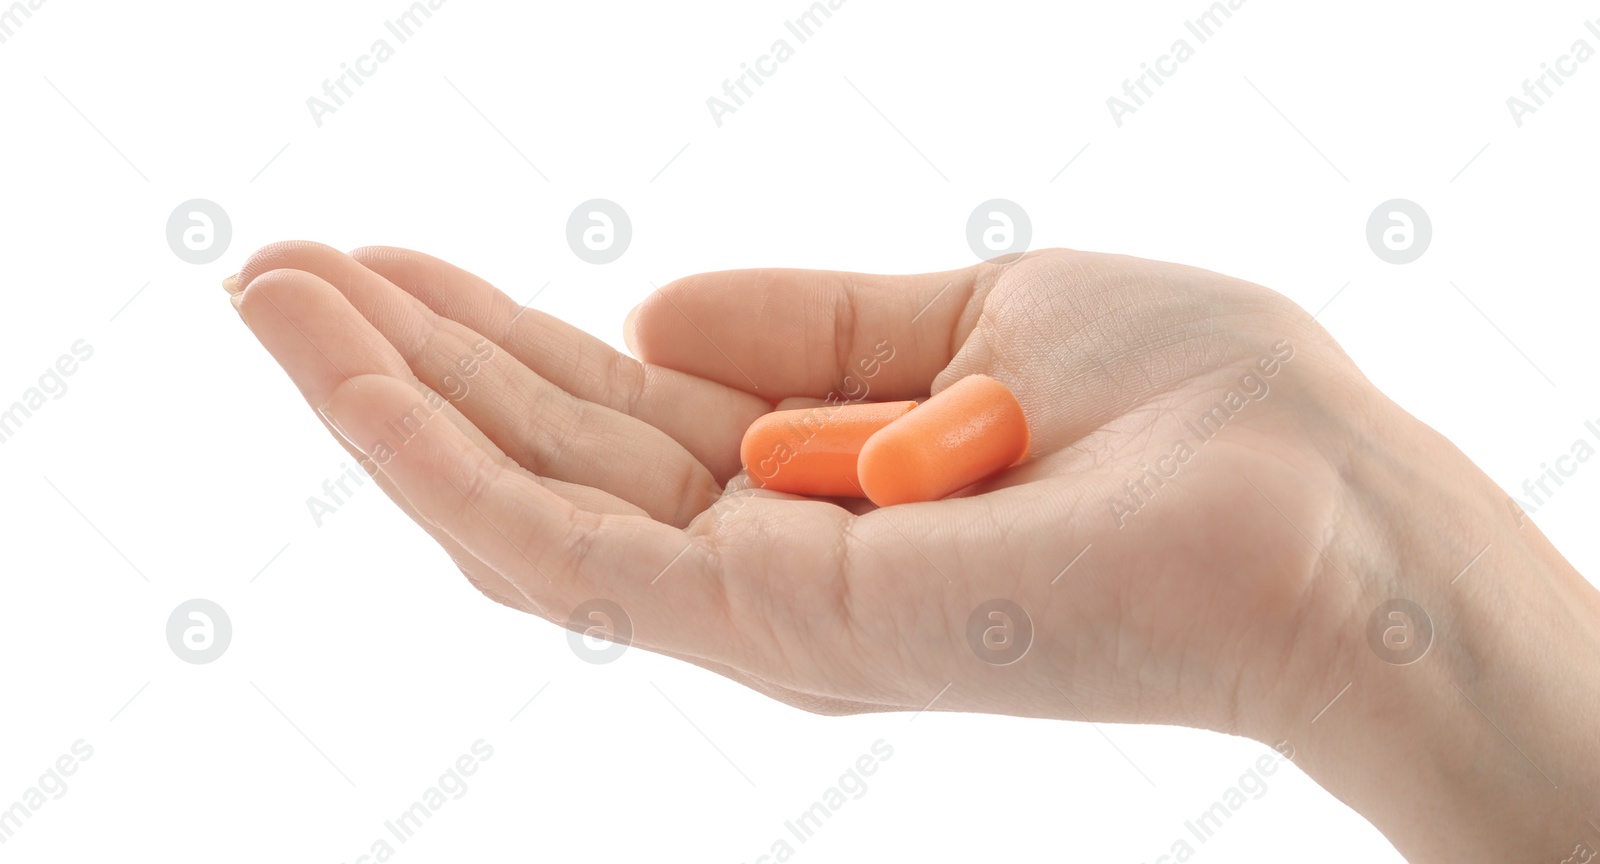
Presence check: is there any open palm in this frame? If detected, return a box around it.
[233,243,1366,736]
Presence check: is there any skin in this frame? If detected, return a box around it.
[229,243,1600,862]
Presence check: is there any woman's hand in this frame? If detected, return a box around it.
[230,243,1600,862]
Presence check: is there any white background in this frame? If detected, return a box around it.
[1,0,1596,861]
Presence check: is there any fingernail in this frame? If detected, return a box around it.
[623,304,641,355]
[317,396,366,456]
[222,273,242,295]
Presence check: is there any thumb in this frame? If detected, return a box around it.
[629,264,994,402]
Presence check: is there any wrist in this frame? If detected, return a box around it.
[1261,387,1600,862]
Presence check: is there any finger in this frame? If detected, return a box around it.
[233,267,648,521]
[233,269,553,612]
[238,243,721,525]
[629,264,993,401]
[319,372,740,658]
[334,440,535,613]
[348,245,768,482]
[325,372,945,709]
[321,373,1006,712]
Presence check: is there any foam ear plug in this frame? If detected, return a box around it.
[856,375,1028,506]
[739,400,917,497]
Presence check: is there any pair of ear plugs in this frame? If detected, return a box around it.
[738,374,1029,507]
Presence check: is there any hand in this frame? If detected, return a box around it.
[228,242,1335,721]
[230,243,1600,862]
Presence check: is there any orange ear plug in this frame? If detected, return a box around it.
[857,375,1028,507]
[740,400,918,497]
